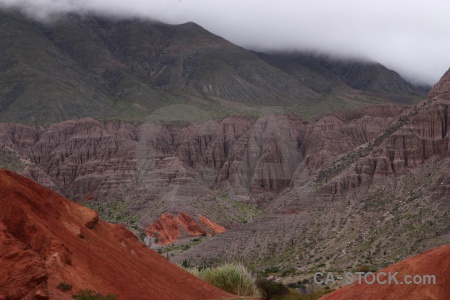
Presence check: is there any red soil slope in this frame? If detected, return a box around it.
[0,169,231,300]
[320,244,450,300]
[146,212,226,245]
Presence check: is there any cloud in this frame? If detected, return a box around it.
[1,0,449,85]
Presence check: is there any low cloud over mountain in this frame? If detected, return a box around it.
[1,0,449,85]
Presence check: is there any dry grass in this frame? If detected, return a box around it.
[188,263,260,297]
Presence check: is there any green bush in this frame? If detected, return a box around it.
[71,289,116,300]
[56,281,72,291]
[188,263,259,296]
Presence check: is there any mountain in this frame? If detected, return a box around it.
[0,7,447,289]
[254,51,429,100]
[320,244,450,300]
[0,169,232,300]
[0,9,427,125]
[169,69,450,272]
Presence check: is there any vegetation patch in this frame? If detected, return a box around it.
[187,262,260,297]
[56,281,72,292]
[72,289,116,300]
[0,148,26,172]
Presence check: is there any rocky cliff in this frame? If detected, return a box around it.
[0,106,399,231]
[315,68,450,202]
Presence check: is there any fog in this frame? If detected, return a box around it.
[1,0,449,85]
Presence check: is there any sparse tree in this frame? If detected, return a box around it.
[182,259,190,268]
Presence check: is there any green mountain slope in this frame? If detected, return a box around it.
[0,9,428,125]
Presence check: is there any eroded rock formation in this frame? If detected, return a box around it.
[0,108,399,229]
[145,212,225,245]
[316,69,450,203]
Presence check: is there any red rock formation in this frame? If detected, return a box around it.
[177,212,208,236]
[320,244,450,300]
[0,169,231,300]
[146,212,226,245]
[145,212,181,245]
[199,214,226,234]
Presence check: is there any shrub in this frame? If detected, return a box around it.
[182,259,190,268]
[71,289,116,300]
[188,263,259,296]
[354,265,376,273]
[287,281,306,292]
[263,266,280,274]
[56,281,72,291]
[256,278,289,300]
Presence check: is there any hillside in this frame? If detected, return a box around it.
[255,51,428,100]
[0,9,427,125]
[320,244,450,300]
[0,169,232,300]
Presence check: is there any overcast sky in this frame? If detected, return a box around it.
[1,0,449,85]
